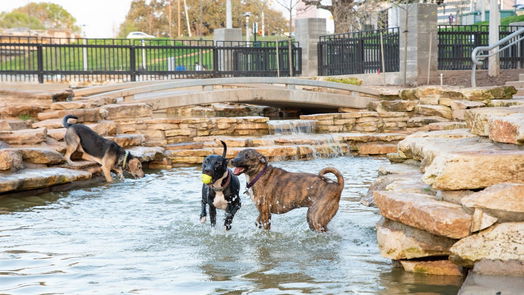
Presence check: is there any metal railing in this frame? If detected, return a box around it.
[471,27,524,87]
[317,28,400,76]
[0,37,301,83]
[438,25,524,71]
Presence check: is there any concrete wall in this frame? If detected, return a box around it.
[295,18,326,77]
[399,3,438,86]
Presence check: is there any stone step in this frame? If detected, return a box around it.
[376,218,456,260]
[397,130,524,190]
[465,106,524,143]
[165,143,351,165]
[373,190,473,239]
[0,119,31,131]
[37,108,103,122]
[450,222,524,272]
[487,99,524,107]
[106,134,145,147]
[50,101,93,110]
[461,183,524,222]
[400,260,463,276]
[4,147,64,165]
[0,167,92,193]
[414,104,452,119]
[0,128,47,145]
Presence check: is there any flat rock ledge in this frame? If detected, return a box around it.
[0,168,92,194]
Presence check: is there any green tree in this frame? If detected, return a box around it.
[118,0,288,38]
[0,11,44,30]
[13,2,81,33]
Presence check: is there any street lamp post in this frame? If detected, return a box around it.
[244,12,252,42]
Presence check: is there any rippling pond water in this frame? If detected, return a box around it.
[0,156,462,294]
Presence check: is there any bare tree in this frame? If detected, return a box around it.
[274,0,301,76]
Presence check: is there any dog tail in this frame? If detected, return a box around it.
[219,140,227,158]
[63,115,78,128]
[319,167,344,192]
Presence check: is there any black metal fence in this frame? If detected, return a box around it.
[0,36,301,83]
[438,25,524,70]
[317,28,400,76]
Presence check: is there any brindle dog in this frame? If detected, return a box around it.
[63,115,144,182]
[231,149,344,232]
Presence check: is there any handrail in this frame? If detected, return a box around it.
[471,27,524,87]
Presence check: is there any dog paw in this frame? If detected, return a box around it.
[200,216,206,224]
[225,225,231,231]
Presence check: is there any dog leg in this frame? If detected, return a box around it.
[101,165,113,182]
[256,206,272,230]
[307,199,339,232]
[200,196,207,224]
[224,201,241,231]
[209,205,217,227]
[113,167,124,180]
[64,141,78,165]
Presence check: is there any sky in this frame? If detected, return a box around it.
[0,0,332,37]
[0,0,134,37]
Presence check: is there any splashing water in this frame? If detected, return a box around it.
[0,157,462,294]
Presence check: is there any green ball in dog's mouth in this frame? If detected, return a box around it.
[201,174,212,184]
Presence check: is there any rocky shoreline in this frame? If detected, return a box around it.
[367,90,524,292]
[1,82,523,290]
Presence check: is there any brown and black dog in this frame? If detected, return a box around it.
[63,115,144,182]
[231,149,344,232]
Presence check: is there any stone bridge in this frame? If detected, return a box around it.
[76,77,380,110]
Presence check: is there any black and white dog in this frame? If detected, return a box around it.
[200,140,241,230]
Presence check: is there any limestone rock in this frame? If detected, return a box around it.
[0,149,23,171]
[450,222,524,267]
[50,101,91,110]
[37,108,103,122]
[357,143,397,155]
[376,218,456,260]
[101,103,153,120]
[470,209,498,232]
[0,168,92,193]
[415,105,453,119]
[165,142,204,150]
[462,86,517,101]
[406,116,449,128]
[427,122,468,131]
[47,128,66,141]
[86,120,117,136]
[12,148,64,165]
[126,146,164,162]
[488,113,524,144]
[465,106,524,137]
[0,128,47,145]
[400,260,463,276]
[435,190,474,205]
[32,118,63,129]
[109,134,145,147]
[461,183,524,221]
[374,191,472,239]
[423,149,524,190]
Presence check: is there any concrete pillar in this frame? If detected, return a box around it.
[488,0,500,77]
[399,3,438,86]
[214,28,242,71]
[295,18,326,77]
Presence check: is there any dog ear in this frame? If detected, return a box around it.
[257,153,267,164]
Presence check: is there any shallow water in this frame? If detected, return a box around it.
[0,156,462,294]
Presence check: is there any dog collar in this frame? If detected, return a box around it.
[211,170,231,192]
[246,164,268,189]
[122,151,130,169]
